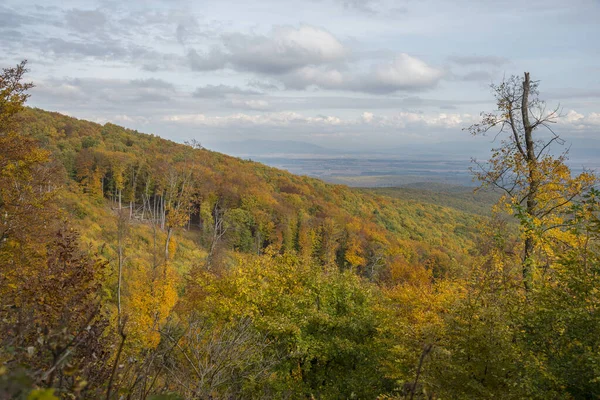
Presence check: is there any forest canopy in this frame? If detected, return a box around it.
[1,63,599,399]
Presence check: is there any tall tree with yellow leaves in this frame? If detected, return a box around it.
[467,72,596,290]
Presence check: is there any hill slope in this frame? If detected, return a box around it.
[4,106,492,398]
[19,107,483,278]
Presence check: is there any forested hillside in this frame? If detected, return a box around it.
[366,183,499,216]
[2,64,600,399]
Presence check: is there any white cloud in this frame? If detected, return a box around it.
[163,111,344,127]
[279,54,443,93]
[560,110,600,128]
[564,109,585,123]
[585,112,600,125]
[163,110,475,129]
[227,99,271,110]
[227,25,347,73]
[364,53,445,92]
[282,66,346,89]
[188,25,348,74]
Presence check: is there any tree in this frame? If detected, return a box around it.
[0,60,33,129]
[0,61,54,247]
[467,72,596,290]
[183,252,392,399]
[519,188,600,398]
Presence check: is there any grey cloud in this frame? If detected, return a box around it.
[65,9,107,32]
[43,37,127,58]
[175,16,200,44]
[187,25,348,74]
[388,6,409,15]
[0,29,22,41]
[36,35,181,71]
[126,92,172,103]
[33,77,178,109]
[459,70,493,82]
[439,104,458,110]
[176,23,188,44]
[223,26,347,74]
[193,84,262,98]
[28,76,228,128]
[263,95,484,111]
[338,0,380,14]
[546,89,600,100]
[247,79,281,91]
[225,98,271,111]
[188,48,228,71]
[279,54,444,93]
[130,78,175,90]
[0,6,32,28]
[449,55,509,66]
[332,0,408,17]
[4,6,188,71]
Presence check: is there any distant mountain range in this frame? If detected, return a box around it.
[207,140,337,157]
[206,138,600,168]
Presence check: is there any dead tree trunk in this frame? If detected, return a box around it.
[521,72,537,291]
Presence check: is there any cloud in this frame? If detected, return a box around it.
[448,55,509,66]
[546,89,600,100]
[175,16,199,45]
[65,9,107,33]
[333,0,408,16]
[247,79,281,91]
[226,25,347,73]
[337,0,380,14]
[193,84,262,98]
[36,36,181,71]
[188,48,228,71]
[360,53,445,92]
[280,53,444,93]
[226,99,271,110]
[564,109,585,123]
[32,77,178,106]
[561,109,600,128]
[458,70,493,82]
[281,66,346,90]
[187,25,348,74]
[0,6,33,28]
[163,111,353,128]
[130,78,175,90]
[162,110,475,129]
[43,38,119,57]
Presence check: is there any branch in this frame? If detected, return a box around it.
[536,135,561,159]
[508,108,526,158]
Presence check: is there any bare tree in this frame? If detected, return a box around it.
[206,199,228,270]
[161,316,276,399]
[115,207,129,323]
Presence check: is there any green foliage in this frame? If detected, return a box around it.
[185,253,393,399]
[368,183,499,217]
[519,200,600,398]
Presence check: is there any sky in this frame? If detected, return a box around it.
[1,0,600,154]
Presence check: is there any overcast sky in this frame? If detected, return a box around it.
[1,0,599,152]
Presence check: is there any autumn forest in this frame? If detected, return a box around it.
[1,61,599,400]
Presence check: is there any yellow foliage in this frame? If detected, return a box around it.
[125,263,179,350]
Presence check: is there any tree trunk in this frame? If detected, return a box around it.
[165,227,172,261]
[521,72,537,290]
